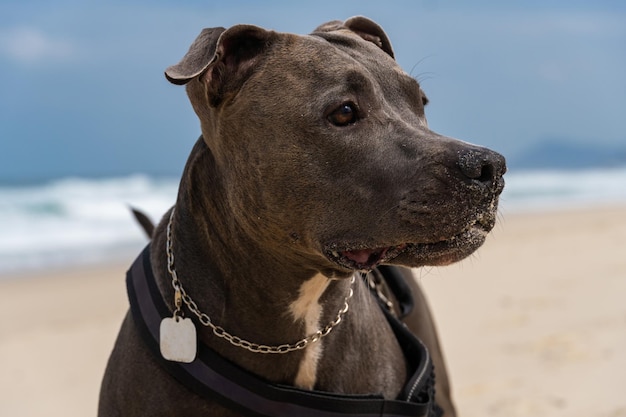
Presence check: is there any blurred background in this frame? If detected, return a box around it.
[1,0,625,273]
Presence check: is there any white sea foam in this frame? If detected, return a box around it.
[0,175,177,275]
[500,166,626,212]
[0,167,625,275]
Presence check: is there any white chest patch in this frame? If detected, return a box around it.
[288,273,330,390]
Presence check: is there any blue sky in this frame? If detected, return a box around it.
[1,0,624,182]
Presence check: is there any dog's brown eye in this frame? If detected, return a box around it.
[328,103,358,126]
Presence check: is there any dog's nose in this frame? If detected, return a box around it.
[458,148,506,191]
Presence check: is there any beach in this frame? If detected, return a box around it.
[1,205,625,417]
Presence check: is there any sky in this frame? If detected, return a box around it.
[0,0,625,182]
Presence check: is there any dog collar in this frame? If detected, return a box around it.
[127,244,441,417]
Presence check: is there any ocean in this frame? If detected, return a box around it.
[1,167,625,276]
[0,175,177,275]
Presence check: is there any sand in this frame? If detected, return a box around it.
[1,205,625,417]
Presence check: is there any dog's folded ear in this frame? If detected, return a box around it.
[165,27,226,85]
[165,25,276,106]
[314,16,394,59]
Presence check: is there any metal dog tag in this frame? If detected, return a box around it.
[160,316,197,363]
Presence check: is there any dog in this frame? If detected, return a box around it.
[99,16,505,417]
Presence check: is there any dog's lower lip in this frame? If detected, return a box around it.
[404,223,489,256]
[325,222,491,271]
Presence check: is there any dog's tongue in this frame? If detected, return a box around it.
[342,248,388,266]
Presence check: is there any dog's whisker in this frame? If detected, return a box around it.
[374,202,403,228]
[408,55,436,78]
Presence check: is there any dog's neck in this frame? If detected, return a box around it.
[150,139,407,396]
[150,140,355,389]
[160,214,351,388]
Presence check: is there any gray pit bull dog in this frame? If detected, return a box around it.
[99,16,505,417]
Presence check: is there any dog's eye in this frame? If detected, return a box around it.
[328,103,358,126]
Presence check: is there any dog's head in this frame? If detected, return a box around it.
[165,16,506,277]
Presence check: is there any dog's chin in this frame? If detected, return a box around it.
[393,225,488,267]
[323,224,490,273]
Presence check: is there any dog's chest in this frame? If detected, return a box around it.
[288,273,331,389]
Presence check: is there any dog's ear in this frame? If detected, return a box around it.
[315,16,394,59]
[165,27,226,85]
[165,25,276,105]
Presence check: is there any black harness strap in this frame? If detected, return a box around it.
[127,245,440,417]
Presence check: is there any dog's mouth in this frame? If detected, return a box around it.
[326,244,408,271]
[324,220,492,271]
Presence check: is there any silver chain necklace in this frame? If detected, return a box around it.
[165,207,356,354]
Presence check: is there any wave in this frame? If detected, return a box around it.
[1,167,625,275]
[501,166,626,212]
[0,175,177,275]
